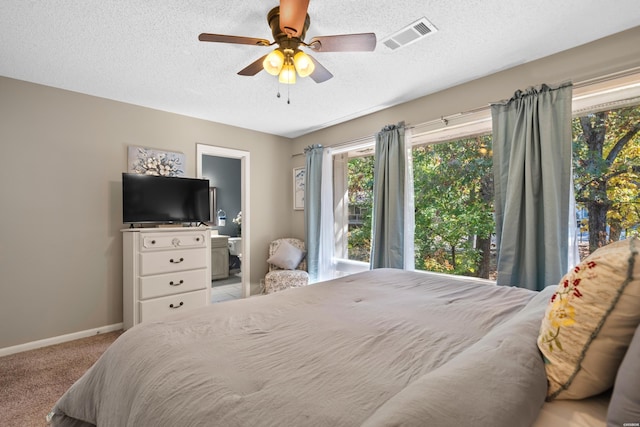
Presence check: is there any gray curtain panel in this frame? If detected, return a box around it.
[491,83,573,291]
[370,123,407,269]
[304,144,324,281]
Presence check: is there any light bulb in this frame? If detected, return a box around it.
[293,51,315,78]
[278,63,297,84]
[263,50,284,75]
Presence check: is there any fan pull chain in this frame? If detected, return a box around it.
[274,80,291,104]
[287,64,292,104]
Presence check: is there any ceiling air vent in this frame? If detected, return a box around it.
[381,17,438,51]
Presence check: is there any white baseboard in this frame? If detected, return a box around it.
[0,323,123,357]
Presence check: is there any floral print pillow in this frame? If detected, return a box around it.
[537,237,639,400]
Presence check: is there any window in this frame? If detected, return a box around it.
[412,135,495,278]
[331,70,640,278]
[334,137,496,279]
[572,103,640,258]
[341,151,375,264]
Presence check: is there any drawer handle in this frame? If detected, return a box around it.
[169,302,184,309]
[151,240,156,245]
[196,237,201,242]
[169,280,184,286]
[169,257,184,264]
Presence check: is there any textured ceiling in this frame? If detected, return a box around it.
[1,1,639,138]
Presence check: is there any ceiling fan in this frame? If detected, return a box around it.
[198,0,376,85]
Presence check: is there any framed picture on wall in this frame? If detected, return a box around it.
[293,167,305,210]
[128,145,185,177]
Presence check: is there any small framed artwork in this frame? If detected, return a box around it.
[293,167,305,210]
[128,146,185,177]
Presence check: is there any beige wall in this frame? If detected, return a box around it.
[289,26,640,241]
[0,77,291,349]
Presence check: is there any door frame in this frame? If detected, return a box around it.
[196,143,250,298]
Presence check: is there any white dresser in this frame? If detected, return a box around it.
[122,227,211,330]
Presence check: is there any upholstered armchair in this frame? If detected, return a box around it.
[264,238,309,294]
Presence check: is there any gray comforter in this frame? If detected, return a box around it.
[50,268,553,427]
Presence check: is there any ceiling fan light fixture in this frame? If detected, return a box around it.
[198,0,376,84]
[278,63,297,84]
[293,50,315,78]
[263,49,285,75]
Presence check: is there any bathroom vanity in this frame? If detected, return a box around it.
[210,235,229,280]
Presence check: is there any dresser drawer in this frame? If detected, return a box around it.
[138,290,207,324]
[140,231,207,252]
[139,269,207,300]
[139,248,207,275]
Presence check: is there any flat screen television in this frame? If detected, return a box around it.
[122,173,210,224]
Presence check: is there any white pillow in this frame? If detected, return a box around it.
[607,324,640,426]
[267,240,305,270]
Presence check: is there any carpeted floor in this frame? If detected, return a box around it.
[0,331,122,427]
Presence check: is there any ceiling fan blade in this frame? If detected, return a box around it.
[307,33,376,52]
[308,55,333,83]
[238,55,268,76]
[199,33,271,47]
[279,0,309,37]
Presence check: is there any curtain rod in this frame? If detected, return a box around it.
[292,134,377,157]
[291,66,640,157]
[572,66,640,89]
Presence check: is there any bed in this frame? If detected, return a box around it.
[48,240,639,427]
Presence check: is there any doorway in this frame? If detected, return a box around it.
[196,143,250,299]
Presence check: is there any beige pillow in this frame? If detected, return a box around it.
[537,237,640,400]
[267,240,305,270]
